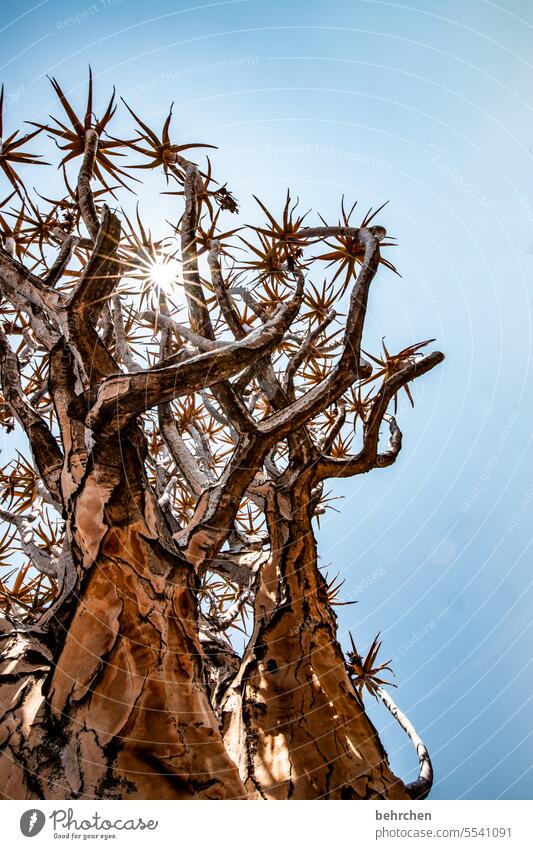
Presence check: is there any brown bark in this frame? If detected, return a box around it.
[0,425,245,800]
[221,473,409,800]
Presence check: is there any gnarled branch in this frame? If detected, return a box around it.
[86,273,304,433]
[316,351,443,480]
[0,326,63,503]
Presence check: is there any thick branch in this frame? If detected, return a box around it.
[316,352,443,479]
[158,403,208,496]
[44,234,79,288]
[176,434,272,569]
[238,230,378,447]
[112,294,140,372]
[207,547,265,587]
[87,275,304,433]
[68,205,121,324]
[0,326,63,503]
[0,250,63,348]
[209,241,245,339]
[77,128,100,241]
[181,164,214,337]
[48,340,88,500]
[67,205,121,382]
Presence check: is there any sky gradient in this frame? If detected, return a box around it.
[1,0,532,800]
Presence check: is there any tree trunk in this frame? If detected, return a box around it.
[221,473,409,799]
[0,423,245,800]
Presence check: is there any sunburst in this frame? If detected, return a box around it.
[148,254,182,292]
[121,242,183,299]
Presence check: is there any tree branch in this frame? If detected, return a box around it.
[254,232,385,442]
[0,250,63,348]
[156,294,207,497]
[67,205,121,382]
[320,403,346,454]
[181,163,214,337]
[208,241,245,339]
[68,205,121,324]
[142,309,223,352]
[282,309,336,399]
[44,234,79,288]
[87,274,304,433]
[0,509,63,579]
[207,546,266,587]
[376,684,434,800]
[77,128,100,241]
[0,326,63,503]
[158,403,208,496]
[112,294,140,372]
[296,223,387,243]
[175,433,272,569]
[316,352,443,480]
[48,340,88,500]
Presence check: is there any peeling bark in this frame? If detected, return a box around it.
[0,425,245,800]
[221,475,409,800]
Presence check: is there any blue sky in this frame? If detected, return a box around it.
[1,0,532,800]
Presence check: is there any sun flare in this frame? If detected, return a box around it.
[148,256,182,292]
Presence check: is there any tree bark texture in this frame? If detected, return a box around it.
[222,474,408,799]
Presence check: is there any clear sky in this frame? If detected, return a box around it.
[1,0,532,800]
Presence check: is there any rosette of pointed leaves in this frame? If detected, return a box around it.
[29,70,132,190]
[315,200,399,295]
[0,85,46,195]
[362,338,435,410]
[121,100,215,182]
[251,191,309,271]
[346,632,396,700]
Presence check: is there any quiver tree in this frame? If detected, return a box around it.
[0,73,443,800]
